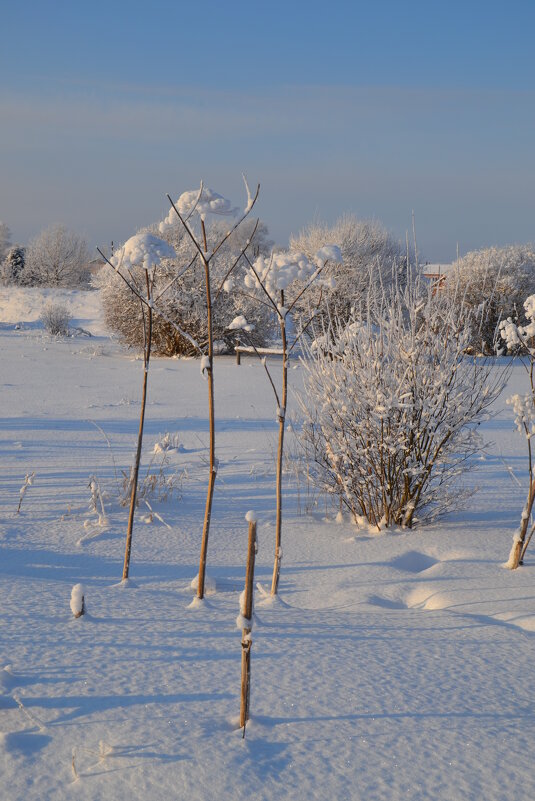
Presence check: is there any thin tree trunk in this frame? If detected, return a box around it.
[122,270,152,581]
[197,224,216,599]
[508,477,535,569]
[240,518,256,733]
[508,414,535,569]
[271,301,287,596]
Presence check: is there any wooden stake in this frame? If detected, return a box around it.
[240,515,257,734]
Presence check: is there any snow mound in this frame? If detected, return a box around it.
[390,551,438,574]
[0,287,107,336]
[190,574,217,595]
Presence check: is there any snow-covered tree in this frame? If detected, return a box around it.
[299,279,506,530]
[98,179,261,598]
[97,217,274,355]
[0,245,25,285]
[25,225,90,287]
[448,244,535,353]
[0,222,12,262]
[289,214,407,329]
[500,296,535,568]
[158,179,261,600]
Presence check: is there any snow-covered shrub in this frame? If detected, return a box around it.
[25,225,90,287]
[499,295,535,568]
[447,244,535,353]
[97,217,274,356]
[118,450,184,507]
[299,279,506,529]
[40,302,72,336]
[289,215,407,330]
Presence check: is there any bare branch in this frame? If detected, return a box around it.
[210,184,260,261]
[153,253,198,304]
[242,252,279,313]
[97,247,203,355]
[214,219,260,303]
[237,331,281,409]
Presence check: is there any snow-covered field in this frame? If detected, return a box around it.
[0,289,533,801]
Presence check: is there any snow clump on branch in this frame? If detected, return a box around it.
[241,245,340,298]
[499,294,535,352]
[111,232,176,271]
[160,186,237,230]
[228,315,254,332]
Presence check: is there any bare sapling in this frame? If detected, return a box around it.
[98,180,259,593]
[123,269,153,581]
[97,233,176,580]
[17,471,35,514]
[500,297,535,568]
[238,511,257,735]
[161,178,260,599]
[227,246,341,594]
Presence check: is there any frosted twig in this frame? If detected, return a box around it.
[17,472,35,514]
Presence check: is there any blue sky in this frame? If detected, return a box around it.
[2,0,534,261]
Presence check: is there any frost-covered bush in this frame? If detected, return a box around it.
[25,225,90,287]
[97,218,275,356]
[40,302,72,336]
[299,280,505,529]
[289,215,407,329]
[447,244,535,353]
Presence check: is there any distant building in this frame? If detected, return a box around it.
[422,262,454,292]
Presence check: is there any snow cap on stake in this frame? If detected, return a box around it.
[70,584,85,618]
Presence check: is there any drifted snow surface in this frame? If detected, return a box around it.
[1,289,534,800]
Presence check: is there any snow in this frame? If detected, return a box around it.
[0,286,107,336]
[190,573,217,595]
[228,314,254,332]
[111,232,175,272]
[314,244,342,266]
[161,186,236,229]
[200,354,211,377]
[1,290,535,800]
